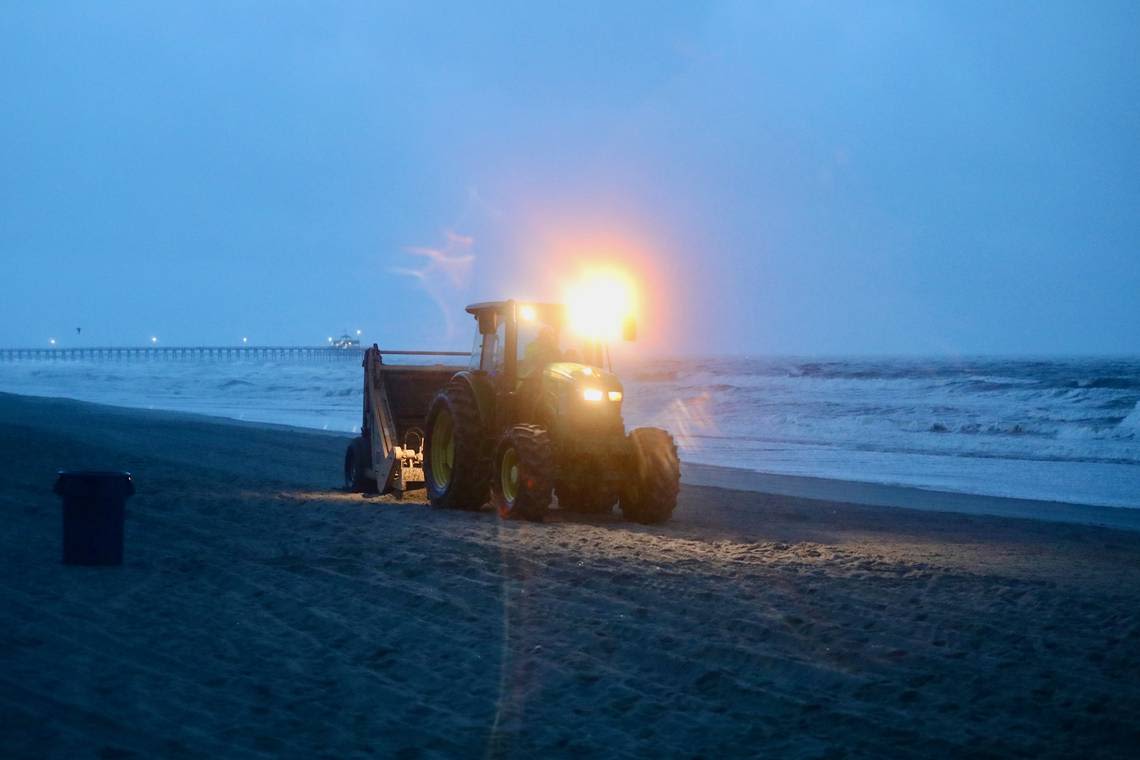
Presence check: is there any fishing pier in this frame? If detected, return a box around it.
[0,347,468,362]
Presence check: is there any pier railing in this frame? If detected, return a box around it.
[1,346,374,362]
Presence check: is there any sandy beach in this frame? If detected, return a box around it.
[2,391,1139,758]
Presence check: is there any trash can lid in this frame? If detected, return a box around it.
[54,471,135,498]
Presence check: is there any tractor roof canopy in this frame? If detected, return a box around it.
[464,300,563,315]
[466,301,566,335]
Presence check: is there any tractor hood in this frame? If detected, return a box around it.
[541,361,627,437]
[543,361,625,406]
[544,362,622,391]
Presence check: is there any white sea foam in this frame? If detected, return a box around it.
[1119,402,1140,434]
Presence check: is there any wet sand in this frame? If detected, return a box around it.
[2,392,1139,758]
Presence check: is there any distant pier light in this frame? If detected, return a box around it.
[356,329,362,335]
[327,337,333,343]
[1,343,365,363]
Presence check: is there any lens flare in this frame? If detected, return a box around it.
[565,269,637,341]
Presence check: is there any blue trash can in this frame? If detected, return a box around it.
[54,471,134,566]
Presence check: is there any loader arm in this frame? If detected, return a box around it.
[360,345,468,495]
[364,347,401,492]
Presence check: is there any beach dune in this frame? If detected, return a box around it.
[2,392,1139,757]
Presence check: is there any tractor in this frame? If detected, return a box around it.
[344,299,680,523]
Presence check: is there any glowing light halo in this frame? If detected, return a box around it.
[564,267,638,342]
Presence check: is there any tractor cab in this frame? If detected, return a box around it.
[463,300,627,433]
[464,300,610,381]
[345,288,678,523]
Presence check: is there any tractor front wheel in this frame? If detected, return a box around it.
[492,425,553,521]
[424,380,488,510]
[619,427,680,524]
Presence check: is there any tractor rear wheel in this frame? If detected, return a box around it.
[424,380,488,510]
[492,425,553,521]
[619,427,680,524]
[344,436,378,494]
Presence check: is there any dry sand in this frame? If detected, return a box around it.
[2,392,1139,758]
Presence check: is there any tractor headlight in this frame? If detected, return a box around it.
[581,388,622,402]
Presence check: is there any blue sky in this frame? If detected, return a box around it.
[2,1,1137,354]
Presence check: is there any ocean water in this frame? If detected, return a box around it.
[2,356,1138,509]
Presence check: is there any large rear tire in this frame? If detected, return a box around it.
[344,436,378,494]
[491,425,553,521]
[619,427,680,524]
[424,380,488,510]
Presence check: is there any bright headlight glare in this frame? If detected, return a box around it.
[582,388,604,402]
[565,270,637,341]
[608,391,622,402]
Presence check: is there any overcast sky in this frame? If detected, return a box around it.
[2,1,1137,355]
